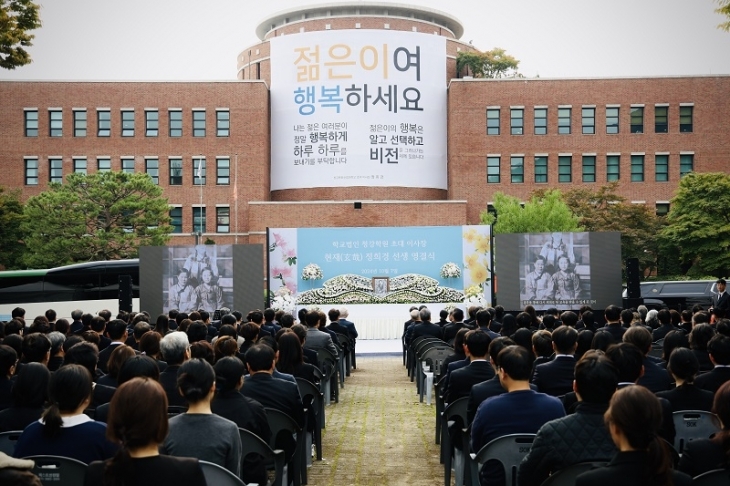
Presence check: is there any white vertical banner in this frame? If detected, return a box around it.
[270,30,447,190]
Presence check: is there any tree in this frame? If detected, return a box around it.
[717,0,730,31]
[456,48,520,78]
[0,186,26,269]
[0,0,41,70]
[22,172,172,268]
[661,172,730,277]
[480,190,582,233]
[564,183,663,276]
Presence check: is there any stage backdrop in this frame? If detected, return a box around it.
[140,244,264,317]
[269,30,447,190]
[267,226,491,307]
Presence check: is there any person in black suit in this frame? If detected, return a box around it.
[575,386,691,486]
[530,330,554,380]
[410,308,443,342]
[62,341,116,408]
[531,325,577,397]
[678,380,730,477]
[623,326,672,393]
[158,331,191,408]
[657,347,714,412]
[98,319,129,374]
[711,278,730,317]
[695,333,730,394]
[466,337,517,424]
[442,308,466,343]
[690,322,716,372]
[443,330,494,403]
[600,305,626,343]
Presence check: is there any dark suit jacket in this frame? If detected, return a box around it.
[637,357,672,393]
[302,347,319,369]
[656,383,714,412]
[532,356,576,397]
[159,364,188,408]
[441,359,469,400]
[576,450,692,486]
[693,349,714,372]
[97,342,125,374]
[240,372,305,428]
[714,291,730,312]
[695,366,730,394]
[412,322,443,341]
[467,375,538,424]
[442,322,465,342]
[338,318,358,339]
[601,324,626,343]
[678,438,730,478]
[444,360,495,404]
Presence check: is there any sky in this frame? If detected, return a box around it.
[1,0,729,81]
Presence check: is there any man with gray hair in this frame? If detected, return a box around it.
[70,309,84,334]
[159,332,190,407]
[46,331,66,371]
[338,307,358,369]
[411,308,442,342]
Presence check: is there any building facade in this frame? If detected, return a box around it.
[1,2,728,254]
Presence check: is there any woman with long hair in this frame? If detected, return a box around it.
[160,358,241,476]
[576,385,691,486]
[678,380,730,477]
[276,331,319,383]
[0,362,49,432]
[154,314,170,337]
[98,345,135,388]
[13,364,117,464]
[84,378,206,486]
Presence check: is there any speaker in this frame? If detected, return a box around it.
[118,275,133,313]
[626,258,641,299]
[354,201,362,209]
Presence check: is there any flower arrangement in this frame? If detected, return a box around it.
[440,262,461,279]
[464,284,489,307]
[271,287,296,314]
[301,263,323,281]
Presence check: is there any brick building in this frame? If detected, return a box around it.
[1,2,728,253]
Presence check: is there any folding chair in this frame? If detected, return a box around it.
[297,377,324,460]
[466,434,536,486]
[199,459,245,486]
[420,346,455,404]
[538,461,609,486]
[692,468,730,486]
[239,428,285,486]
[672,410,720,454]
[24,455,88,486]
[0,430,22,456]
[441,397,469,486]
[265,408,305,486]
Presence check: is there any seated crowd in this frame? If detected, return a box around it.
[0,304,358,485]
[403,291,730,485]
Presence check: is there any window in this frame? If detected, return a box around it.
[534,108,547,135]
[534,156,548,183]
[558,155,572,182]
[630,107,644,133]
[73,157,87,174]
[97,157,111,172]
[680,154,694,177]
[169,158,183,185]
[680,106,693,132]
[607,155,620,181]
[169,110,182,137]
[49,158,63,183]
[193,157,206,185]
[145,110,159,137]
[581,107,595,134]
[49,110,62,137]
[121,110,135,137]
[486,108,500,135]
[216,158,230,185]
[73,110,87,137]
[192,207,206,233]
[216,110,230,137]
[558,107,571,134]
[97,110,111,137]
[145,158,159,184]
[121,157,135,174]
[170,207,183,234]
[510,109,523,135]
[631,154,644,182]
[582,156,596,182]
[24,110,38,137]
[487,156,500,183]
[606,107,619,134]
[193,110,206,137]
[216,207,230,233]
[655,154,669,182]
[655,106,668,133]
[510,156,524,183]
[656,203,670,217]
[25,158,38,185]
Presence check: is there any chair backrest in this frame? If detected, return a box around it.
[313,347,336,373]
[472,434,536,486]
[539,461,609,486]
[335,333,351,349]
[692,468,730,486]
[296,378,323,415]
[443,396,469,426]
[199,459,245,486]
[415,338,444,356]
[0,430,22,456]
[672,410,721,454]
[421,346,456,375]
[24,455,88,486]
[265,408,302,460]
[239,428,285,486]
[649,338,664,359]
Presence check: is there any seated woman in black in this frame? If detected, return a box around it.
[678,380,730,477]
[0,362,49,432]
[576,385,692,486]
[85,377,206,486]
[657,347,714,412]
[276,330,320,384]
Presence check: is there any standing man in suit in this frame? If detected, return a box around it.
[712,278,730,317]
[443,330,494,403]
[531,325,578,397]
[695,333,730,394]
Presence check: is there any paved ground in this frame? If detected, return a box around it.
[307,356,444,486]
